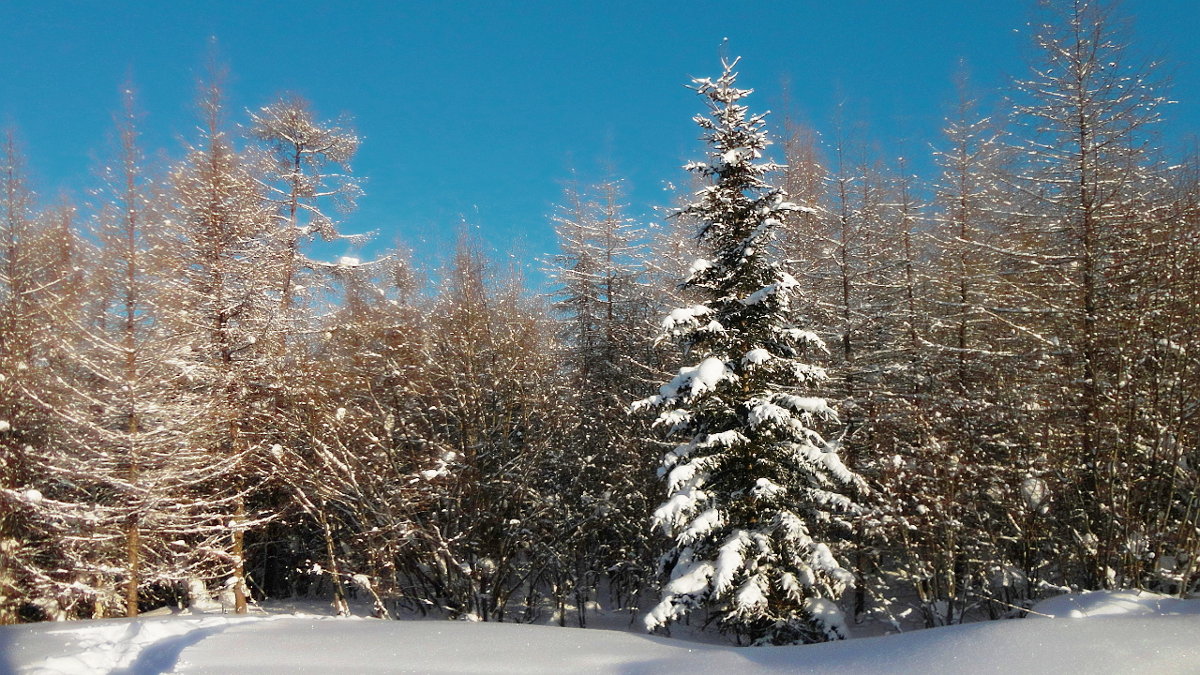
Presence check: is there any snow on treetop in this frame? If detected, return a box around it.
[690,56,754,105]
[690,76,754,104]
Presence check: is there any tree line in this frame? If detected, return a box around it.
[1,0,1197,643]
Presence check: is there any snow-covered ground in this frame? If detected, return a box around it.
[2,591,1198,674]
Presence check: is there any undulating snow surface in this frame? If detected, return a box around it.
[2,591,1198,674]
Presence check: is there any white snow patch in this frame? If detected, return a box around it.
[780,328,827,352]
[654,408,692,431]
[680,508,722,544]
[1020,477,1050,512]
[742,348,772,365]
[662,304,711,332]
[720,147,756,166]
[657,357,729,402]
[653,486,707,533]
[743,273,799,306]
[713,530,748,596]
[805,596,848,640]
[701,430,747,448]
[735,577,768,612]
[187,579,221,613]
[791,362,828,383]
[774,395,833,418]
[15,615,261,674]
[665,559,716,597]
[748,400,791,428]
[751,477,783,499]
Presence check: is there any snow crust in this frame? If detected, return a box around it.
[3,591,1199,674]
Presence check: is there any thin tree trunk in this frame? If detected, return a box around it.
[318,506,350,616]
[233,496,248,614]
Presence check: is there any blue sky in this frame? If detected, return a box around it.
[2,1,1197,288]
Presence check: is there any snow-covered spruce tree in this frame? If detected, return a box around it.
[636,58,864,645]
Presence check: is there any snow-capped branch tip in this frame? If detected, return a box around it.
[691,56,752,105]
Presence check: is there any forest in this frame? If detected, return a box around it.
[0,0,1197,646]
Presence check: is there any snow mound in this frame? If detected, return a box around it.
[3,615,262,675]
[1031,589,1200,619]
[2,592,1199,674]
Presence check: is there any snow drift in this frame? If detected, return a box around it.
[1,591,1198,674]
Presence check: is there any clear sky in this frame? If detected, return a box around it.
[2,1,1197,288]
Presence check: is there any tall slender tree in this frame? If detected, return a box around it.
[0,133,100,622]
[547,176,659,624]
[1008,0,1171,589]
[81,85,164,617]
[638,58,864,645]
[159,70,280,613]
